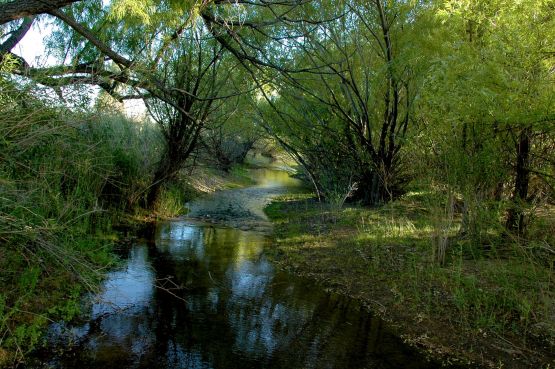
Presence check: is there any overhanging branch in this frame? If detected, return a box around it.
[0,0,81,26]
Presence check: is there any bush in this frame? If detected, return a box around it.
[0,83,163,365]
[80,113,164,209]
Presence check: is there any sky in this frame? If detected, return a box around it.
[13,21,54,67]
[11,19,146,118]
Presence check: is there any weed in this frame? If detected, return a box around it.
[264,189,555,366]
[0,83,164,366]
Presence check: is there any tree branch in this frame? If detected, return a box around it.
[0,0,81,26]
[48,8,133,68]
[0,16,34,53]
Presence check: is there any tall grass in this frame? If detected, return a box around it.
[82,113,163,209]
[0,82,163,366]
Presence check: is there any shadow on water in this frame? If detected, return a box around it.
[32,169,446,369]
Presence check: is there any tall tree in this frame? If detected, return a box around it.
[143,25,236,207]
[255,0,432,204]
[422,0,555,235]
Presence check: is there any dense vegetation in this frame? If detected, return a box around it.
[0,0,554,367]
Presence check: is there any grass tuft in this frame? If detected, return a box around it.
[264,190,555,367]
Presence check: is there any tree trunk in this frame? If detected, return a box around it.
[0,0,81,26]
[353,168,390,206]
[506,128,531,235]
[146,150,182,210]
[146,166,169,210]
[146,122,202,210]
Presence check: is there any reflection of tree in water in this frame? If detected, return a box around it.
[40,221,439,369]
[147,222,436,369]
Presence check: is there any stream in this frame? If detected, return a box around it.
[32,168,442,369]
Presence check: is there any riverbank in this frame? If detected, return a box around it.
[264,192,555,369]
[124,165,258,222]
[0,162,257,368]
[184,166,301,233]
[28,167,446,369]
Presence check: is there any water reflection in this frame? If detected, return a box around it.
[248,168,301,189]
[37,220,440,369]
[92,245,155,317]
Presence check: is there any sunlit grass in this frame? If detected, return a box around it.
[264,189,555,361]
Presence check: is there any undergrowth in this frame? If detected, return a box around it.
[0,81,170,367]
[265,189,555,368]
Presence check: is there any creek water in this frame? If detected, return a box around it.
[33,169,441,369]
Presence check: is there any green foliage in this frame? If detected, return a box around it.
[83,113,164,208]
[0,82,163,365]
[413,0,555,243]
[257,0,435,205]
[2,0,555,365]
[154,180,190,217]
[200,88,263,172]
[265,191,555,365]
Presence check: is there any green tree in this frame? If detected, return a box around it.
[256,0,433,204]
[422,0,555,236]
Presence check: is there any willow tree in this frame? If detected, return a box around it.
[251,0,432,205]
[143,26,236,207]
[2,0,322,208]
[421,0,555,236]
[199,75,263,172]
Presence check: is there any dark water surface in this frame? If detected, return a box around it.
[33,169,441,369]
